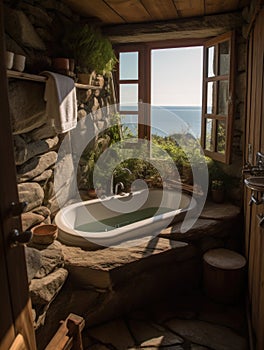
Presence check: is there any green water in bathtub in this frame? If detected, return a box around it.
[75,206,172,232]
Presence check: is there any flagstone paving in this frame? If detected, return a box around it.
[83,293,249,350]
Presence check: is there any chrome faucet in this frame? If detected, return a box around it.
[110,167,132,195]
[114,181,124,195]
[242,151,264,176]
[120,167,132,175]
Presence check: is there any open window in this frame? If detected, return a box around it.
[115,45,150,140]
[201,32,235,164]
[115,33,235,164]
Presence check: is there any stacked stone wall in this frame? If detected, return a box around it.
[4,0,116,228]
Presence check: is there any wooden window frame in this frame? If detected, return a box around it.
[201,31,236,164]
[114,44,150,139]
[114,39,204,141]
[114,35,235,164]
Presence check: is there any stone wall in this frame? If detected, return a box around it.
[4,1,116,229]
[10,76,115,231]
[4,0,116,333]
[4,0,78,73]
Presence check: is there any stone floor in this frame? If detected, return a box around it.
[34,199,247,350]
[83,292,249,350]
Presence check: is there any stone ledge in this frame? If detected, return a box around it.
[159,217,239,241]
[62,237,197,290]
[159,201,242,242]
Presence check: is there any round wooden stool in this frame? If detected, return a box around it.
[203,248,247,304]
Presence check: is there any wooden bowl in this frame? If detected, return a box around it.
[31,224,58,245]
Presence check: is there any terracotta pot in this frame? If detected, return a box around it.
[31,224,58,245]
[87,189,97,199]
[211,189,225,203]
[52,57,70,71]
[77,71,96,85]
[5,51,14,69]
[69,58,75,72]
[13,54,26,72]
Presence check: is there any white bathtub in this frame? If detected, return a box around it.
[55,189,196,249]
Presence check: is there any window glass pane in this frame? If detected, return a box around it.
[205,118,214,151]
[216,120,226,154]
[207,46,216,77]
[219,41,230,76]
[217,80,229,115]
[120,52,138,80]
[120,114,138,138]
[120,84,138,111]
[207,82,216,114]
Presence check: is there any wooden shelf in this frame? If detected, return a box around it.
[6,70,101,90]
[75,82,101,90]
[7,69,46,82]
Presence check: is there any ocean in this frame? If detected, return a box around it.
[120,105,202,139]
[151,106,202,138]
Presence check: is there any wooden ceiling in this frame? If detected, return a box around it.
[65,0,249,25]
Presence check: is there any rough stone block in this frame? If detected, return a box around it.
[9,80,47,134]
[32,206,51,219]
[35,27,54,42]
[35,241,64,278]
[19,3,53,28]
[17,151,57,182]
[25,247,42,282]
[62,238,197,290]
[22,211,45,231]
[30,267,68,305]
[29,123,57,141]
[32,169,53,182]
[18,182,44,212]
[5,34,26,55]
[4,7,46,50]
[14,135,59,165]
[86,258,201,326]
[45,153,76,214]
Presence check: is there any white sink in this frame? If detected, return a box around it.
[244,177,264,192]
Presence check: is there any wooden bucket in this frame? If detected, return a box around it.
[203,248,246,304]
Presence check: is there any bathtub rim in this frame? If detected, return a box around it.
[55,188,197,243]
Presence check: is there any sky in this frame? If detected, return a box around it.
[119,47,203,137]
[151,46,203,106]
[119,46,203,108]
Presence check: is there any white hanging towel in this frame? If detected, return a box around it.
[42,71,77,133]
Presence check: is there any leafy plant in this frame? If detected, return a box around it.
[62,24,117,74]
[211,179,225,190]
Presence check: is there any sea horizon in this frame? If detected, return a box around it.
[152,105,202,138]
[120,105,202,139]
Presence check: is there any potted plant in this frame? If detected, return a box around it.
[61,24,117,82]
[211,179,225,203]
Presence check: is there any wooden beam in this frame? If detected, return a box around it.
[174,0,205,18]
[65,0,125,24]
[103,12,243,43]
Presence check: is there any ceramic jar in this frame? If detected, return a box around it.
[13,54,26,72]
[5,51,14,69]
